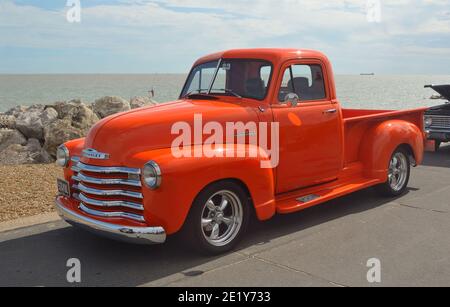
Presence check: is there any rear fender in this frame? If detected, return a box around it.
[359,120,424,181]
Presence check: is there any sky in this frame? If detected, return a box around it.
[0,0,449,74]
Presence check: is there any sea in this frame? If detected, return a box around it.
[1,74,450,113]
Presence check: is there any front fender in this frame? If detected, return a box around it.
[63,138,85,180]
[129,144,276,235]
[359,120,424,181]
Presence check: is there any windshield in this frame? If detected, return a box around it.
[180,59,273,100]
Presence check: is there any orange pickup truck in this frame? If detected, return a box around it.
[55,49,426,254]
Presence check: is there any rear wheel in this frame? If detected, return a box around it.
[375,148,410,197]
[182,181,250,255]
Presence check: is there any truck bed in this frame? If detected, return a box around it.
[342,107,427,165]
[342,108,428,122]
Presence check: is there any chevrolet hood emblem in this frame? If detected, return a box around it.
[82,149,110,160]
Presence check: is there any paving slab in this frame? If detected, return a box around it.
[0,221,247,287]
[254,203,450,287]
[158,257,335,287]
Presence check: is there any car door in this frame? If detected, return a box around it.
[272,60,343,194]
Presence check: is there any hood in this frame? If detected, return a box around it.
[83,99,260,164]
[425,84,450,101]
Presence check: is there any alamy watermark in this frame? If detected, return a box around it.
[366,0,382,23]
[66,258,81,283]
[66,0,81,23]
[171,114,280,169]
[366,258,381,283]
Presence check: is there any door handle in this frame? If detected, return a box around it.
[323,109,337,114]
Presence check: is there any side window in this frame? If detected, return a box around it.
[278,64,326,102]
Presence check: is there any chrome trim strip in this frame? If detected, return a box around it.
[77,193,144,211]
[426,129,450,133]
[72,165,81,172]
[74,183,143,199]
[72,173,142,187]
[427,115,450,118]
[79,203,145,222]
[71,162,141,175]
[429,126,450,130]
[55,198,166,244]
[71,156,81,163]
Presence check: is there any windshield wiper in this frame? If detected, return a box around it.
[183,89,212,98]
[183,88,242,99]
[217,89,242,98]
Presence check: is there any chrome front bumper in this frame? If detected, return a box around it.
[55,198,166,245]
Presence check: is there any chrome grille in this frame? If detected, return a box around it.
[429,115,450,129]
[70,157,145,222]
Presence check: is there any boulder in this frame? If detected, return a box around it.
[130,96,158,109]
[93,96,130,118]
[0,129,27,152]
[0,115,16,129]
[43,118,87,158]
[25,138,54,163]
[15,105,58,140]
[68,102,99,131]
[5,105,29,117]
[53,99,82,119]
[52,100,99,130]
[43,100,99,157]
[0,138,53,165]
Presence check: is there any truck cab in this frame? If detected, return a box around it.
[55,49,426,254]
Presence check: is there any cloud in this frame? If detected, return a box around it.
[0,0,449,73]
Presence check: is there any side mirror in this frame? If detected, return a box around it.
[283,93,299,107]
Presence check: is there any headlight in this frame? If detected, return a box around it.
[424,117,433,127]
[56,145,69,167]
[142,161,162,189]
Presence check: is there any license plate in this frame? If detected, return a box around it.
[57,179,70,197]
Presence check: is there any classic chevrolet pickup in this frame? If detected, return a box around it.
[55,49,426,254]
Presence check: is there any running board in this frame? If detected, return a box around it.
[296,194,321,203]
[276,177,382,214]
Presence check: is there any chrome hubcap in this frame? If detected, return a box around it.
[388,152,408,192]
[201,190,243,247]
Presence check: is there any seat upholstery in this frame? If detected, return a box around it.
[245,78,265,99]
[288,77,312,100]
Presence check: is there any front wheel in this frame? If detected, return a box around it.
[182,181,250,255]
[375,148,411,197]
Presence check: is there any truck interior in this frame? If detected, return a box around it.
[278,64,326,102]
[180,59,273,101]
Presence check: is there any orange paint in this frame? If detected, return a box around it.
[56,48,426,239]
[288,112,302,126]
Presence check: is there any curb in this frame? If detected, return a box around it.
[0,212,61,233]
